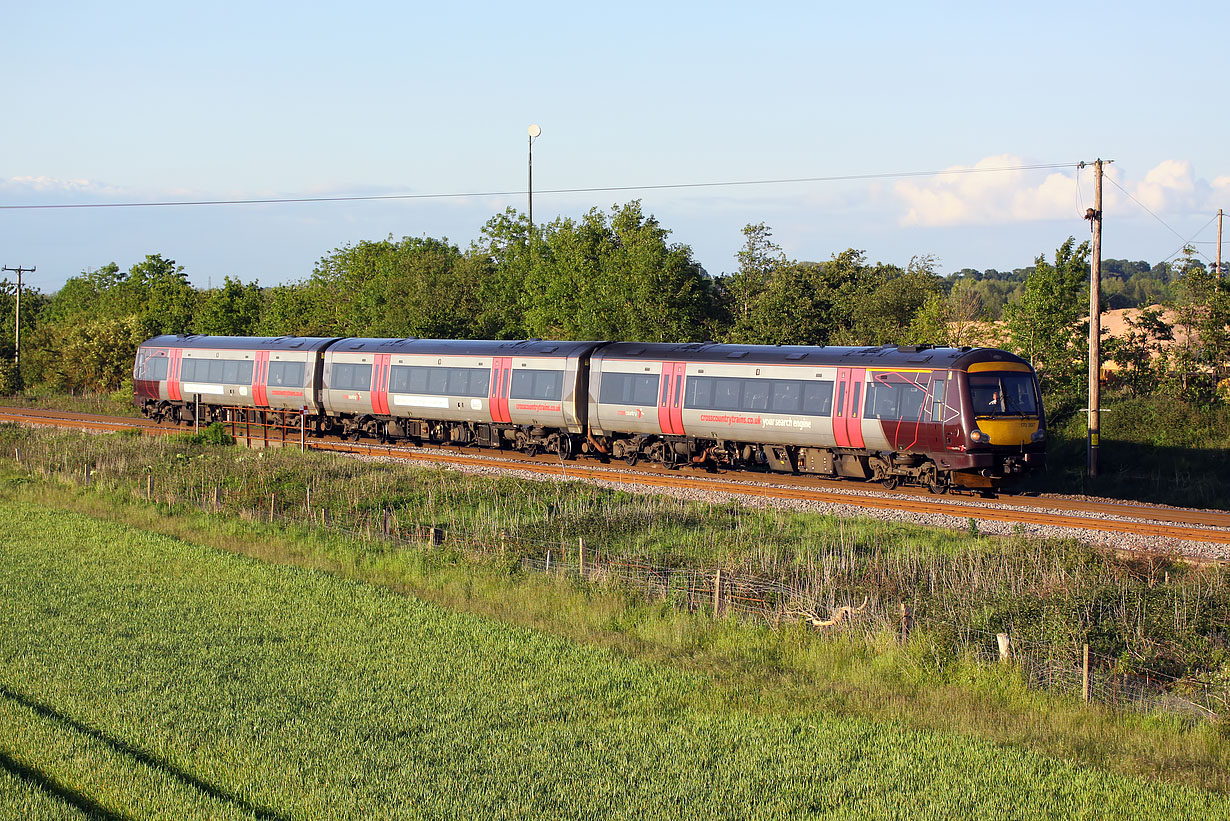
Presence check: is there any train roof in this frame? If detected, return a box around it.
[327,338,604,357]
[594,342,1033,371]
[141,335,341,352]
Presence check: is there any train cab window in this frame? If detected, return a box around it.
[510,369,563,401]
[970,373,1038,416]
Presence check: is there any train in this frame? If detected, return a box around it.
[134,335,1046,492]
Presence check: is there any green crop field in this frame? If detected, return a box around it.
[1,501,1225,819]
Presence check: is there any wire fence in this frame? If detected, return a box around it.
[19,454,1230,725]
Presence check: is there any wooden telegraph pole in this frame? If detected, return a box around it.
[1081,160,1110,479]
[2,265,34,389]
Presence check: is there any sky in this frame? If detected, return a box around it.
[2,1,1228,294]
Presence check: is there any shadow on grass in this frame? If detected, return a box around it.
[1021,438,1230,510]
[0,750,131,821]
[0,685,289,821]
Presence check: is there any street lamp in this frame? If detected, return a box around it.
[527,124,541,227]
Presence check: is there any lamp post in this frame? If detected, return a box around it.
[527,124,541,227]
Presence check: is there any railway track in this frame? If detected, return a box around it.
[4,405,1229,554]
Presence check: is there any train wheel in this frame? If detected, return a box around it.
[927,472,950,495]
[880,476,899,491]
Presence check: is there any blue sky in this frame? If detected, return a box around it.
[2,1,1227,292]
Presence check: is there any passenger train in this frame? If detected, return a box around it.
[134,335,1046,491]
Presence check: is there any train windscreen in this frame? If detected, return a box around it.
[970,373,1038,416]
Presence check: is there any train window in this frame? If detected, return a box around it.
[743,382,770,412]
[268,361,304,388]
[865,382,899,420]
[684,376,713,409]
[660,374,669,407]
[931,379,947,421]
[222,360,239,384]
[836,382,845,417]
[428,367,449,394]
[331,362,372,392]
[510,369,563,401]
[899,384,926,421]
[601,372,660,405]
[239,361,254,384]
[136,352,169,381]
[673,375,682,408]
[770,380,802,414]
[802,381,833,417]
[850,383,861,418]
[712,378,742,411]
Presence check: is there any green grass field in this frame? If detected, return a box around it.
[1,500,1226,819]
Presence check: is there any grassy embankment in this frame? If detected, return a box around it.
[0,424,1228,800]
[2,499,1228,819]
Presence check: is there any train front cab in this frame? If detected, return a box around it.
[960,361,1046,484]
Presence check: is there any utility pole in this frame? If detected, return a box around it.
[527,124,541,228]
[1080,159,1110,479]
[1218,208,1223,278]
[2,265,34,389]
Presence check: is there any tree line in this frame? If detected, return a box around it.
[1,200,1227,418]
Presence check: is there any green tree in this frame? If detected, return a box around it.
[1003,237,1091,407]
[1166,248,1230,402]
[195,276,263,336]
[519,202,715,342]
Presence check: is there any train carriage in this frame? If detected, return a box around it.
[590,342,1045,490]
[134,335,338,423]
[319,338,601,453]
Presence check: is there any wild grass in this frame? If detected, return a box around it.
[2,499,1227,818]
[0,387,140,418]
[1,423,1226,685]
[2,471,1229,796]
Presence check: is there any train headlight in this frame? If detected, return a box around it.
[1031,429,1046,443]
[968,428,987,444]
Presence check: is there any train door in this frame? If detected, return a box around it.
[489,356,512,423]
[657,361,686,436]
[370,353,391,415]
[253,350,270,408]
[833,368,866,448]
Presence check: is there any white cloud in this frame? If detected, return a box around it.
[0,175,126,199]
[894,156,1227,227]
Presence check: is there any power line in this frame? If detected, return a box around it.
[1103,176,1219,266]
[0,161,1081,212]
